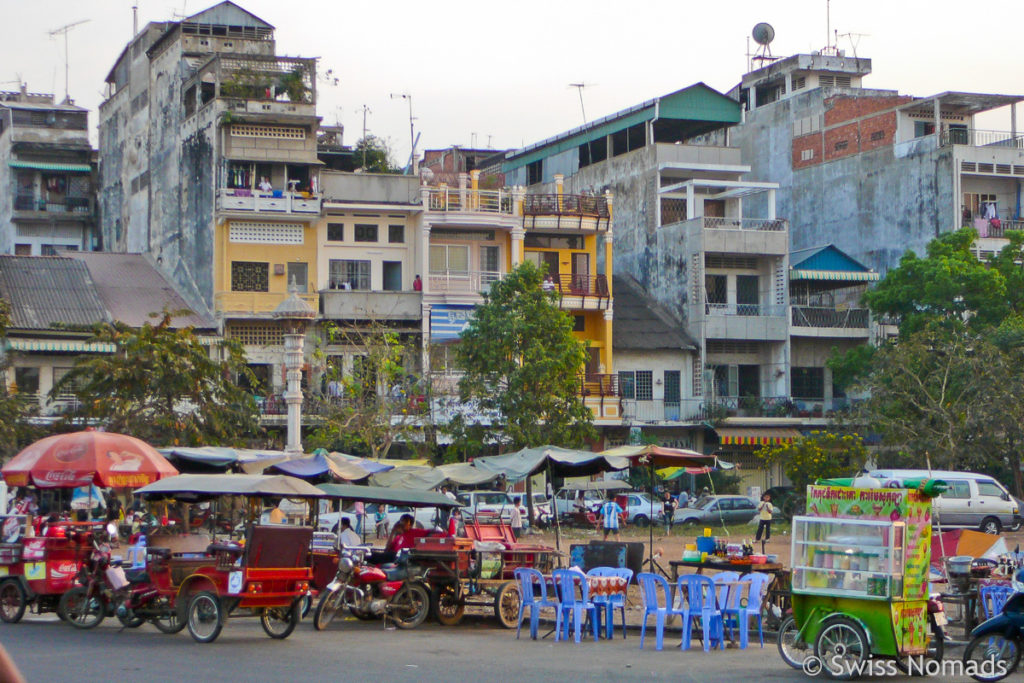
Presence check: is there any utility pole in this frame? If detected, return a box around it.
[568,83,593,124]
[357,104,372,169]
[49,19,90,104]
[390,92,416,175]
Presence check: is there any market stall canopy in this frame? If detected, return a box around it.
[714,426,802,446]
[931,528,1009,567]
[267,452,393,482]
[369,463,500,490]
[3,430,178,489]
[158,447,290,474]
[473,445,630,482]
[135,473,323,501]
[559,480,633,492]
[317,483,462,508]
[601,444,718,469]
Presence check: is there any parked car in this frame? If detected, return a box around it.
[869,469,1022,534]
[519,492,552,528]
[456,491,516,524]
[318,503,441,535]
[673,495,758,525]
[621,493,662,527]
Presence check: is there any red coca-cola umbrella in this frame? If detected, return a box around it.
[1,430,178,489]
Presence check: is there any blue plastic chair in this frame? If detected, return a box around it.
[720,572,771,648]
[712,571,740,611]
[587,567,634,639]
[677,574,724,651]
[636,572,687,650]
[552,569,599,643]
[513,567,559,640]
[981,584,1015,619]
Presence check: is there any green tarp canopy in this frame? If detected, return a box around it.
[135,473,324,501]
[368,463,500,490]
[472,445,630,483]
[316,483,462,509]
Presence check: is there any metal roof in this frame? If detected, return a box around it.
[0,256,109,330]
[612,275,697,351]
[9,161,91,172]
[896,92,1024,117]
[789,244,878,281]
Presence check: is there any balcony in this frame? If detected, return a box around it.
[215,290,318,315]
[320,290,421,320]
[581,374,620,422]
[217,188,320,214]
[187,54,318,120]
[428,270,503,294]
[704,217,786,232]
[621,396,861,424]
[425,187,515,215]
[13,194,93,217]
[522,194,610,232]
[790,305,870,336]
[701,301,788,341]
[941,129,1024,149]
[548,274,611,311]
[669,215,789,256]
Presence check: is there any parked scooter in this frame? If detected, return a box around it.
[312,547,430,630]
[962,568,1024,682]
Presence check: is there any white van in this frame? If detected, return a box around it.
[868,469,1021,534]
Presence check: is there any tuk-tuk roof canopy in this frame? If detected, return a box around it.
[135,474,324,500]
[316,483,463,508]
[559,481,633,492]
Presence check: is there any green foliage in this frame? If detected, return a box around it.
[445,261,595,452]
[0,299,48,460]
[308,322,425,459]
[275,67,310,103]
[757,431,869,495]
[51,312,260,447]
[351,135,400,174]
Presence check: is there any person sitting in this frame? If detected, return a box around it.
[386,514,430,553]
[338,517,361,548]
[258,176,273,192]
[268,500,287,525]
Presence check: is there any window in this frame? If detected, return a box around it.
[329,259,370,290]
[480,245,500,287]
[636,371,653,401]
[14,244,30,255]
[429,245,469,274]
[942,481,970,499]
[13,367,39,395]
[800,149,815,161]
[618,371,636,399]
[705,274,727,307]
[354,224,378,242]
[792,76,806,90]
[573,316,585,332]
[736,275,760,315]
[870,130,886,142]
[914,121,936,138]
[524,234,583,250]
[735,498,756,510]
[388,225,404,243]
[327,223,344,241]
[231,262,269,292]
[834,140,849,152]
[792,367,825,399]
[527,160,542,185]
[737,365,760,397]
[287,262,308,293]
[978,481,1005,499]
[382,261,402,291]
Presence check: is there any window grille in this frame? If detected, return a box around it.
[229,222,304,245]
[231,261,269,292]
[230,124,305,140]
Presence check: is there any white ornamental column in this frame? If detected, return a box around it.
[272,283,316,455]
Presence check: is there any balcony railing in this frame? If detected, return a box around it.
[790,306,870,329]
[621,396,862,423]
[428,270,503,294]
[581,374,619,397]
[980,219,1024,238]
[548,274,610,302]
[704,216,787,232]
[523,193,609,217]
[14,194,92,215]
[941,128,1024,149]
[425,187,515,214]
[704,302,787,317]
[217,188,321,214]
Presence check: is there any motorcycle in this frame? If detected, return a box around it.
[962,568,1024,682]
[312,548,430,630]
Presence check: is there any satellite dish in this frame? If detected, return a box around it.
[752,22,775,46]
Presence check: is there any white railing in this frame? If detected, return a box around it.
[424,187,515,215]
[942,128,1024,149]
[217,188,321,214]
[790,306,870,329]
[428,270,503,293]
[704,302,788,317]
[704,216,787,231]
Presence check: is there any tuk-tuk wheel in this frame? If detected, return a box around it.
[494,581,521,629]
[0,580,26,624]
[389,582,430,629]
[431,584,465,626]
[186,591,223,643]
[152,611,186,634]
[815,616,868,680]
[260,602,300,639]
[59,586,105,629]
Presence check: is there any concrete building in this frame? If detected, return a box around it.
[0,88,96,256]
[729,52,1024,275]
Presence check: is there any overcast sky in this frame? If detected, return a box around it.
[3,0,1021,165]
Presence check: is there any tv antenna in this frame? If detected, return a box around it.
[357,104,372,168]
[837,32,869,59]
[49,19,90,104]
[390,92,417,175]
[568,83,594,124]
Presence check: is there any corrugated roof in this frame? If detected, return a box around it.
[612,275,697,351]
[0,256,109,330]
[790,244,876,275]
[66,253,215,329]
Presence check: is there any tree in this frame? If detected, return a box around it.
[757,431,869,497]
[0,299,45,460]
[308,321,427,459]
[350,135,400,174]
[444,261,595,452]
[51,312,260,446]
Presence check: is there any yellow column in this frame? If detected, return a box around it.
[554,173,564,211]
[470,169,480,210]
[603,189,615,373]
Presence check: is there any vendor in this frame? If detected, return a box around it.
[386,514,430,553]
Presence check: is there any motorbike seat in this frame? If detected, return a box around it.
[125,570,150,584]
[383,566,409,582]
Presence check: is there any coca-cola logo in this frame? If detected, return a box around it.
[50,561,79,578]
[53,442,87,463]
[42,471,85,483]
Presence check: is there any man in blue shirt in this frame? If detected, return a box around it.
[600,492,624,540]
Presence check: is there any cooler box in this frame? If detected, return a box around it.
[696,537,716,555]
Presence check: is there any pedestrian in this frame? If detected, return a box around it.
[756,493,774,553]
[510,496,523,539]
[678,488,690,509]
[353,500,365,536]
[600,492,624,541]
[412,274,423,291]
[662,490,677,533]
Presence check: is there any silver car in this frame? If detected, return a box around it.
[673,495,758,525]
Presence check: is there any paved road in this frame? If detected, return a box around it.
[2,613,969,682]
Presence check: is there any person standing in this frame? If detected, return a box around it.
[756,493,774,553]
[510,496,523,539]
[600,492,624,541]
[412,274,423,291]
[662,490,677,534]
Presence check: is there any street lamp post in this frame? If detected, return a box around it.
[272,283,316,455]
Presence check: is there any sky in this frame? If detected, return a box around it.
[2,0,1021,165]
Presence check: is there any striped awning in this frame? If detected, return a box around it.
[4,339,116,353]
[790,269,879,282]
[715,426,802,446]
[9,161,91,172]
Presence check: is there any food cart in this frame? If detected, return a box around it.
[780,478,945,678]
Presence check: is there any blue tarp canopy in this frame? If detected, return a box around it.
[472,445,630,483]
[269,452,394,481]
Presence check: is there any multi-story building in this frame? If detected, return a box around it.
[729,52,1024,274]
[0,87,96,256]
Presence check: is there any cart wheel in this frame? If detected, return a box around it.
[494,581,521,629]
[59,586,105,629]
[261,602,300,640]
[186,591,223,643]
[152,611,186,634]
[313,588,345,631]
[389,582,430,629]
[815,616,869,680]
[962,632,1021,682]
[777,616,813,670]
[431,584,465,626]
[0,580,26,624]
[298,593,312,619]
